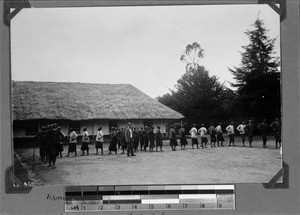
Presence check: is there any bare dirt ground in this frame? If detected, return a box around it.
[14,136,282,186]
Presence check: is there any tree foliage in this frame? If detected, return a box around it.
[180,42,204,71]
[157,42,234,125]
[229,17,280,120]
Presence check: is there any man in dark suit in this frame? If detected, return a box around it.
[125,122,135,157]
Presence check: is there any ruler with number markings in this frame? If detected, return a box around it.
[65,185,235,212]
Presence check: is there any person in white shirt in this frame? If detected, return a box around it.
[215,122,224,147]
[198,124,208,148]
[189,124,199,149]
[226,122,235,146]
[95,127,104,155]
[237,121,246,146]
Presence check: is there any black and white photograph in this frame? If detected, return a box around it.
[11,4,282,186]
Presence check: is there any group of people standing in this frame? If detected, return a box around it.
[36,118,281,168]
[107,123,163,155]
[46,123,164,160]
[186,118,281,149]
[36,123,65,168]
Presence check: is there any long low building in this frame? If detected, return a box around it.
[12,81,184,145]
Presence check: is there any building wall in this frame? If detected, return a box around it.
[59,121,69,136]
[91,120,109,136]
[117,120,143,129]
[153,120,167,133]
[13,119,171,139]
[59,120,110,136]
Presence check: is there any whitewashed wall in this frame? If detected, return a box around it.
[117,120,143,129]
[152,120,167,133]
[58,121,69,136]
[92,120,109,135]
[13,119,172,138]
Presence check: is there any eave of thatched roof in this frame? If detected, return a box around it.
[12,81,184,121]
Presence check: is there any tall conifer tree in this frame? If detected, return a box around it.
[229,17,280,120]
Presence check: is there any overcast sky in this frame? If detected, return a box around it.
[11,4,280,98]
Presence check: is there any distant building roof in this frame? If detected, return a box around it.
[12,81,184,121]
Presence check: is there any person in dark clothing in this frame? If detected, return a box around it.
[179,125,187,150]
[257,119,269,148]
[44,125,51,165]
[245,120,254,147]
[207,124,216,147]
[37,126,47,162]
[57,126,65,158]
[43,125,52,164]
[155,126,163,152]
[139,127,145,151]
[169,125,178,151]
[47,123,62,168]
[108,127,118,154]
[117,128,126,154]
[270,118,281,148]
[148,127,155,152]
[66,128,78,157]
[81,127,90,156]
[215,122,224,147]
[143,126,149,151]
[133,128,140,152]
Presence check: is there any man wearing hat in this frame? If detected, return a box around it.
[125,122,135,157]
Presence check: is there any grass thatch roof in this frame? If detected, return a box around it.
[12,81,184,121]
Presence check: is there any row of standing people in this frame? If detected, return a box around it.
[107,125,164,154]
[187,118,281,149]
[37,125,97,168]
[66,123,189,156]
[66,124,185,155]
[37,118,281,167]
[64,124,164,157]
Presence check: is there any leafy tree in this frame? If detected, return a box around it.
[158,42,233,125]
[180,42,204,71]
[229,17,280,120]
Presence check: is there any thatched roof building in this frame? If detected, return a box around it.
[12,81,184,121]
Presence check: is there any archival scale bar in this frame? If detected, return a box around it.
[65,185,235,212]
